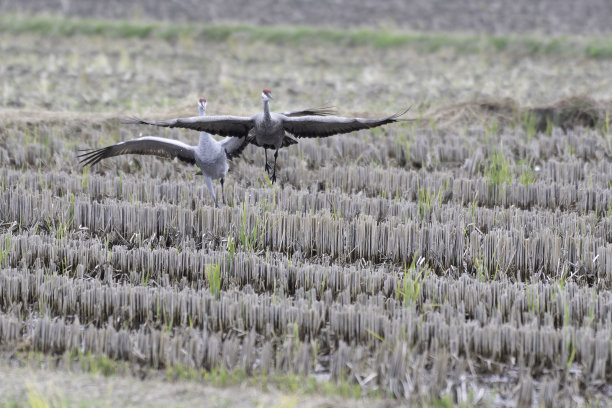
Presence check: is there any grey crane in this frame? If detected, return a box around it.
[79,98,247,207]
[124,89,409,182]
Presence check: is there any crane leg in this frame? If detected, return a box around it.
[204,176,218,208]
[264,149,271,174]
[271,148,279,183]
[220,178,226,205]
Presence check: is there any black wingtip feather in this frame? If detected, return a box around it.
[225,136,252,160]
[283,134,299,146]
[299,106,338,116]
[120,116,147,125]
[389,106,413,121]
[77,146,111,167]
[284,106,339,117]
[314,106,338,116]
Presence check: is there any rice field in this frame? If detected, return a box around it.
[0,15,611,408]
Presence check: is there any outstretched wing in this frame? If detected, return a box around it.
[122,115,254,138]
[78,136,196,166]
[281,108,412,138]
[281,106,338,117]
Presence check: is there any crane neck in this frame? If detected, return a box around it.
[198,131,216,149]
[263,99,272,121]
[196,103,214,149]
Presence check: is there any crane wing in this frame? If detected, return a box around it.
[123,115,254,138]
[219,136,251,160]
[281,108,411,138]
[281,106,338,117]
[78,136,196,167]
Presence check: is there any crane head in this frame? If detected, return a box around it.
[198,98,207,116]
[262,89,273,101]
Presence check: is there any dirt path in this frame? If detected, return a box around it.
[0,363,399,408]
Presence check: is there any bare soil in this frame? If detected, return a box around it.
[0,362,398,408]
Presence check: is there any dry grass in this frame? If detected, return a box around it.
[0,19,611,408]
[429,96,612,132]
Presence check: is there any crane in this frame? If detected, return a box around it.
[79,98,247,207]
[124,89,410,182]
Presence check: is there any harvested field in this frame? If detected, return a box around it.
[0,12,611,408]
